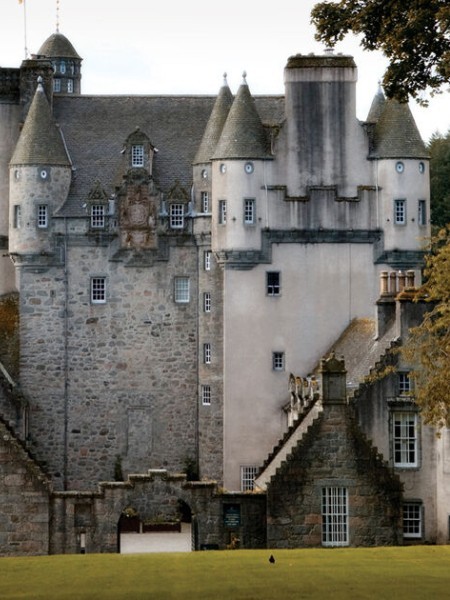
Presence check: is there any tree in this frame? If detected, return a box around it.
[429,130,450,229]
[311,0,450,102]
[401,226,450,428]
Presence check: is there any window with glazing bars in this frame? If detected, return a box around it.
[393,412,418,467]
[203,292,211,313]
[91,277,106,304]
[170,203,184,229]
[201,385,211,406]
[403,503,422,538]
[37,205,48,228]
[201,192,209,213]
[241,466,258,491]
[322,487,348,546]
[244,199,255,224]
[131,144,144,167]
[91,205,105,228]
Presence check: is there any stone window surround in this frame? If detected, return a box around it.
[90,276,107,304]
[392,410,419,468]
[403,501,423,539]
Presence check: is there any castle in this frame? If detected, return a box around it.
[1,31,448,555]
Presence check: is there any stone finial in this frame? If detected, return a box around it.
[242,71,247,84]
[223,72,228,86]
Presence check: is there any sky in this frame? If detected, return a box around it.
[1,0,449,143]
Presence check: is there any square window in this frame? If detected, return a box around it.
[267,272,280,296]
[131,144,144,167]
[203,292,211,313]
[219,200,227,225]
[37,205,48,228]
[91,277,106,304]
[403,503,422,538]
[418,200,426,226]
[170,203,184,229]
[241,466,258,492]
[272,352,285,371]
[201,192,209,213]
[201,385,211,406]
[394,199,406,225]
[13,205,21,229]
[91,205,105,229]
[174,277,190,303]
[204,250,212,271]
[203,343,211,364]
[322,487,349,547]
[244,198,255,224]
[393,412,418,467]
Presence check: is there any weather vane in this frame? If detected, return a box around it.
[56,0,60,33]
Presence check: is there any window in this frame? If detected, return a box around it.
[272,352,285,371]
[60,61,66,74]
[393,412,418,467]
[67,79,74,94]
[267,272,280,296]
[91,205,106,229]
[37,205,48,228]
[201,192,209,213]
[170,203,184,229]
[394,199,406,225]
[403,503,422,539]
[13,205,22,229]
[399,372,412,395]
[204,250,211,271]
[91,277,106,304]
[243,198,255,224]
[241,466,258,492]
[53,78,61,93]
[322,487,349,547]
[203,292,211,313]
[201,385,211,406]
[418,200,426,226]
[218,200,227,224]
[131,144,144,167]
[174,277,190,303]
[203,343,211,364]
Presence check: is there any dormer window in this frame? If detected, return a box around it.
[170,203,184,229]
[131,145,144,168]
[91,205,106,229]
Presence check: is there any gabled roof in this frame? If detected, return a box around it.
[37,32,81,60]
[193,77,233,164]
[370,99,428,159]
[10,81,71,166]
[212,77,271,160]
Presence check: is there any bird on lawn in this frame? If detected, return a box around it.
[269,554,275,564]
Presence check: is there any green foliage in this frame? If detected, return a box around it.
[402,226,450,427]
[311,0,450,102]
[429,129,450,229]
[2,548,450,599]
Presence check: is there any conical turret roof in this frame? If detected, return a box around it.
[37,32,81,59]
[10,81,71,166]
[212,75,270,160]
[370,99,428,158]
[194,76,233,164]
[366,85,385,123]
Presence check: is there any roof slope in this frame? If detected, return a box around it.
[370,99,428,158]
[52,94,284,216]
[37,32,81,59]
[10,82,71,166]
[212,79,272,160]
[194,79,233,164]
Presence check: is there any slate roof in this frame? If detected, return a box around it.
[37,32,82,60]
[51,94,285,216]
[366,87,385,123]
[193,79,233,164]
[10,82,71,166]
[212,80,273,160]
[370,99,428,159]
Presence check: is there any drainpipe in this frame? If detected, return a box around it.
[63,217,69,490]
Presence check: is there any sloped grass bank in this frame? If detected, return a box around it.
[1,546,450,599]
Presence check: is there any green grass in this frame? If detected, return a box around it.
[1,547,450,599]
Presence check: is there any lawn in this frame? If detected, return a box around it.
[1,546,450,599]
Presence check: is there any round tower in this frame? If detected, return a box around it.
[36,32,82,95]
[210,73,272,255]
[9,78,72,256]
